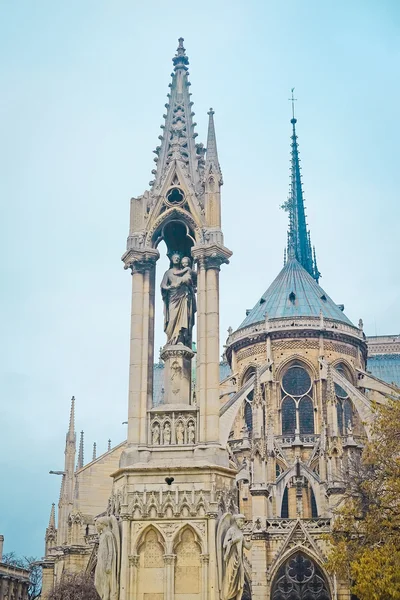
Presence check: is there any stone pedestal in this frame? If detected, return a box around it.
[161,344,194,405]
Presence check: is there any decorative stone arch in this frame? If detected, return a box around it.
[172,524,205,599]
[330,358,356,386]
[276,354,319,383]
[275,464,321,518]
[171,523,205,554]
[239,363,257,388]
[133,523,166,556]
[146,207,203,249]
[269,547,333,600]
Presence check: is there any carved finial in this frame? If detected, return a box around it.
[77,431,84,469]
[358,318,364,331]
[108,439,111,452]
[68,396,75,436]
[92,442,97,461]
[48,503,56,528]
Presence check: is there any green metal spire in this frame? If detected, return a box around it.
[284,90,320,282]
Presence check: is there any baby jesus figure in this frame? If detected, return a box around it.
[175,256,197,290]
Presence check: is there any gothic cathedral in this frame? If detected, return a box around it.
[41,39,400,600]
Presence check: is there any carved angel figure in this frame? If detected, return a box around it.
[217,513,251,600]
[94,515,121,600]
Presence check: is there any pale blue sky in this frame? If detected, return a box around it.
[1,0,399,557]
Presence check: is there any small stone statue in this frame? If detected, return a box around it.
[176,421,184,444]
[152,422,160,445]
[163,422,171,445]
[161,253,197,347]
[187,421,195,444]
[358,318,364,331]
[217,513,252,600]
[94,516,120,600]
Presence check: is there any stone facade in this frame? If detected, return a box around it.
[40,39,400,600]
[0,536,30,600]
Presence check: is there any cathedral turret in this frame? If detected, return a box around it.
[45,503,56,555]
[76,430,84,470]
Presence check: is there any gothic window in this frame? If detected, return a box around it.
[244,401,253,432]
[311,488,318,518]
[299,397,314,434]
[271,553,331,600]
[335,363,353,435]
[281,486,289,518]
[281,363,314,436]
[282,397,296,435]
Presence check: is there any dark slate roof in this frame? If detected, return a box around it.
[367,354,400,388]
[238,258,354,330]
[153,361,232,407]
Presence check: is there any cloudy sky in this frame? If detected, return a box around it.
[1,0,399,557]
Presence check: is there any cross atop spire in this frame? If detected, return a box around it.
[284,94,320,282]
[150,38,204,190]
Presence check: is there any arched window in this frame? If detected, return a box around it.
[299,397,314,434]
[311,488,318,518]
[282,397,296,435]
[281,486,289,518]
[244,401,253,432]
[335,363,353,435]
[281,363,314,437]
[271,553,331,600]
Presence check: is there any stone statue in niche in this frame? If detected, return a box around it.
[94,515,121,600]
[152,422,160,445]
[217,513,251,600]
[163,421,171,445]
[187,420,195,444]
[176,421,184,444]
[161,253,197,347]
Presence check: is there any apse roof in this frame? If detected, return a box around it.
[238,257,354,330]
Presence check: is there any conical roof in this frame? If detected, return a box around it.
[238,258,354,330]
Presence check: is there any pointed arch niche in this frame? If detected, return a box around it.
[173,526,203,599]
[136,527,166,600]
[280,361,315,437]
[271,552,331,599]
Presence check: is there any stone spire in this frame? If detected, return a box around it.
[150,38,203,191]
[284,90,320,282]
[45,503,57,554]
[77,430,84,469]
[205,108,222,178]
[58,397,76,545]
[92,442,97,461]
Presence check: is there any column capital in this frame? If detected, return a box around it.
[200,553,210,563]
[163,553,176,565]
[122,248,159,273]
[128,554,140,566]
[192,243,232,270]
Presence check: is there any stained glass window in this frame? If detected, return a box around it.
[271,553,331,600]
[244,401,253,432]
[282,366,311,396]
[299,396,314,434]
[281,486,289,518]
[344,399,353,430]
[336,401,344,436]
[311,488,318,518]
[282,397,296,435]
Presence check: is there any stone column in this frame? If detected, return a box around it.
[125,250,159,445]
[200,553,210,600]
[206,515,218,600]
[163,554,176,600]
[119,517,130,600]
[128,555,139,599]
[196,257,207,441]
[192,244,231,444]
